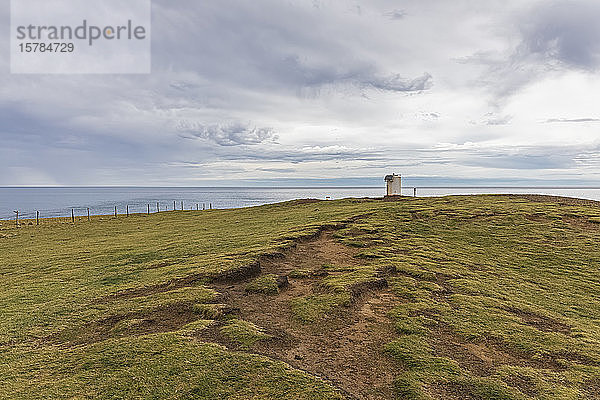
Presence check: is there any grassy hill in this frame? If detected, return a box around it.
[1,195,600,399]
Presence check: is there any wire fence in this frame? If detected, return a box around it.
[9,201,215,227]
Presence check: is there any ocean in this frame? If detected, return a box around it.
[2,186,600,220]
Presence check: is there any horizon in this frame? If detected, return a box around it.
[4,186,600,221]
[3,184,600,189]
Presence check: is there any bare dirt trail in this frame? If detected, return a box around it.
[202,231,403,400]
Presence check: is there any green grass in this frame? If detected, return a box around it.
[1,334,343,399]
[289,268,311,278]
[246,274,280,294]
[2,195,600,399]
[220,319,271,348]
[290,292,352,323]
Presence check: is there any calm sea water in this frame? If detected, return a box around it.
[1,187,600,220]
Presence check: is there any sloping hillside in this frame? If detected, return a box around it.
[1,195,600,399]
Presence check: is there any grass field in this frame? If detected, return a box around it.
[1,195,600,399]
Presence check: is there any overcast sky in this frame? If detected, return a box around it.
[1,0,600,186]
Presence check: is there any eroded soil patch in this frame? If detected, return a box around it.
[427,382,484,400]
[54,302,199,346]
[503,306,572,335]
[583,377,600,399]
[430,323,569,378]
[96,263,261,303]
[563,215,600,232]
[199,231,403,400]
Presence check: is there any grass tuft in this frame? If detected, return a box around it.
[245,274,280,295]
[220,319,270,348]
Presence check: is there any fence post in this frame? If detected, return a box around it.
[196,203,199,211]
[173,200,176,211]
[157,202,159,213]
[87,208,90,221]
[147,204,150,215]
[210,203,212,210]
[181,201,184,211]
[126,205,129,217]
[36,211,39,226]
[14,210,18,227]
[114,206,117,218]
[414,187,417,197]
[72,209,75,223]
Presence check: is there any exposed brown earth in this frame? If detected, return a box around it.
[503,306,572,335]
[427,381,484,400]
[583,378,600,399]
[53,302,200,345]
[502,373,539,397]
[563,214,600,231]
[95,262,261,303]
[200,232,403,400]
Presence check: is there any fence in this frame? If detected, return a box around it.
[9,201,215,227]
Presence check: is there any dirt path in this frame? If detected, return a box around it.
[201,232,402,400]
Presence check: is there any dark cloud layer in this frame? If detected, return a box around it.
[517,1,600,69]
[177,122,278,146]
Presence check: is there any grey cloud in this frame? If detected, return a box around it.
[383,9,407,20]
[164,162,249,177]
[169,81,201,91]
[461,0,600,101]
[257,167,297,173]
[218,145,385,164]
[485,114,512,126]
[176,122,279,146]
[463,154,574,170]
[427,143,600,171]
[485,118,511,126]
[517,1,600,69]
[152,1,431,96]
[272,55,432,93]
[545,118,600,123]
[574,151,600,167]
[213,141,594,172]
[411,111,441,122]
[276,54,362,88]
[467,114,512,126]
[365,73,433,92]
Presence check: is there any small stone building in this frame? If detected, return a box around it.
[384,174,402,196]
